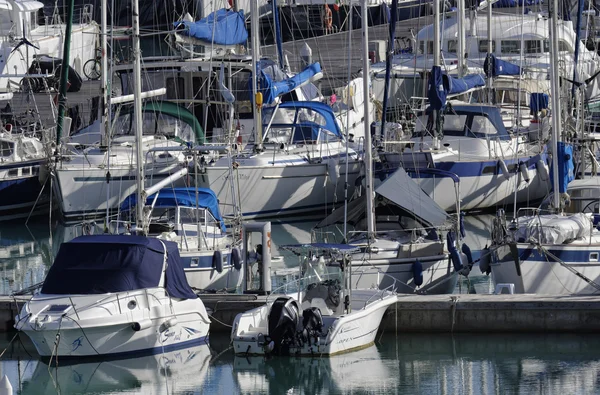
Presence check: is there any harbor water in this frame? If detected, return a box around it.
[2,215,600,394]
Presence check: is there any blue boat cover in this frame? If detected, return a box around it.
[173,9,248,46]
[268,101,343,138]
[483,54,521,77]
[549,142,575,193]
[443,74,486,95]
[41,235,197,299]
[120,188,225,232]
[428,66,447,110]
[530,92,549,113]
[255,62,322,105]
[493,0,541,7]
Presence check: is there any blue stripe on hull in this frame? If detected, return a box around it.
[42,336,209,364]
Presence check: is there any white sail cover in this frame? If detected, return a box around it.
[514,213,592,244]
[376,167,449,227]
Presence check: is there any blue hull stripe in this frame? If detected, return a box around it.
[43,336,209,364]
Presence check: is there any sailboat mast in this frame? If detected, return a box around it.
[457,0,465,77]
[433,0,441,148]
[251,0,263,152]
[549,0,561,211]
[55,0,75,147]
[362,0,375,238]
[486,0,493,103]
[132,0,145,232]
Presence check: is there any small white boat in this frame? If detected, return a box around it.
[15,234,211,358]
[231,244,397,356]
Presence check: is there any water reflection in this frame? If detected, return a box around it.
[0,333,599,394]
[19,343,212,394]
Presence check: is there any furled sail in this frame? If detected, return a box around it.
[483,54,521,77]
[256,62,323,105]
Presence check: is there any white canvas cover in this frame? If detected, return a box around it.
[514,213,592,244]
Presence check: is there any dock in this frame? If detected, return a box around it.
[3,293,600,334]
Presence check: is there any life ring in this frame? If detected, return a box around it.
[231,247,242,271]
[212,250,223,273]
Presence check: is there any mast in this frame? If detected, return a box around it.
[486,0,493,103]
[251,0,263,152]
[343,6,353,241]
[549,0,561,212]
[362,0,375,238]
[433,0,441,149]
[55,0,75,147]
[457,0,465,77]
[379,0,397,146]
[272,0,285,70]
[132,0,145,233]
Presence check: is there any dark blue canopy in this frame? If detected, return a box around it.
[120,188,225,232]
[483,54,521,77]
[41,235,197,299]
[428,66,446,110]
[443,74,486,95]
[173,9,248,46]
[530,92,549,113]
[268,102,343,138]
[549,142,575,194]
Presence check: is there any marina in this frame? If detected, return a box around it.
[0,0,598,391]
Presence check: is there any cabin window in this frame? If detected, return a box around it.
[0,141,13,157]
[7,169,18,177]
[501,40,521,54]
[180,207,207,225]
[443,115,467,133]
[166,77,186,100]
[318,129,340,143]
[22,167,31,176]
[468,116,497,137]
[558,40,571,52]
[525,40,543,54]
[478,40,496,53]
[419,41,434,54]
[447,40,457,53]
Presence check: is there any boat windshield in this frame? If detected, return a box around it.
[113,112,196,142]
[263,107,338,144]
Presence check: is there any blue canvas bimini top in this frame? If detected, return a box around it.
[41,235,197,299]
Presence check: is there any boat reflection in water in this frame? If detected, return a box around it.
[233,344,399,394]
[19,343,211,394]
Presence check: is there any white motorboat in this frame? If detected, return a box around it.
[15,235,211,358]
[231,244,397,356]
[117,187,244,292]
[20,343,211,394]
[0,0,99,91]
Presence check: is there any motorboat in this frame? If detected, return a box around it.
[488,177,600,294]
[117,187,244,292]
[231,243,397,356]
[14,235,211,358]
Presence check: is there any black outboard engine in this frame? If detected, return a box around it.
[301,307,323,346]
[267,297,300,354]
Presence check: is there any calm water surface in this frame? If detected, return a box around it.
[1,332,599,394]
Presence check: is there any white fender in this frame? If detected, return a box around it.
[536,159,549,181]
[327,158,340,184]
[519,162,530,183]
[498,159,511,180]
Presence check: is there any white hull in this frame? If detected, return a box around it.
[16,290,210,358]
[55,163,186,222]
[491,244,600,295]
[350,255,457,294]
[201,160,360,218]
[232,290,396,356]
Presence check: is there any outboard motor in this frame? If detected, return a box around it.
[267,297,300,354]
[301,307,323,346]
